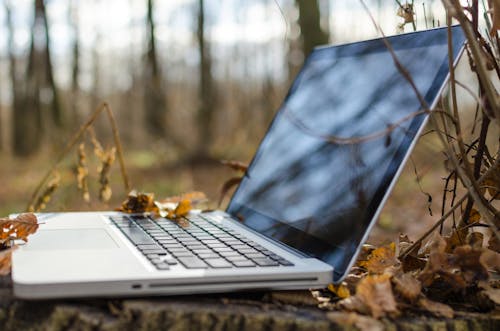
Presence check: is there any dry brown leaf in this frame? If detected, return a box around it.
[468,208,481,223]
[418,233,466,289]
[479,248,500,273]
[355,274,399,319]
[0,247,16,276]
[392,273,422,302]
[418,297,454,318]
[173,199,192,218]
[445,227,468,253]
[490,0,500,36]
[358,242,398,274]
[221,160,248,172]
[487,233,500,253]
[327,283,351,299]
[399,234,426,272]
[337,295,370,315]
[478,280,500,304]
[117,190,157,214]
[327,312,384,331]
[0,213,39,243]
[451,245,489,284]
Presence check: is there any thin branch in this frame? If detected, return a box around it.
[399,156,500,259]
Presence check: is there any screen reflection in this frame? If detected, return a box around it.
[228,27,465,280]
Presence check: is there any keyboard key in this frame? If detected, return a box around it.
[225,254,247,261]
[197,252,220,259]
[218,250,241,257]
[120,227,156,245]
[205,258,232,268]
[178,256,208,269]
[245,252,267,259]
[253,258,279,267]
[238,248,259,255]
[277,259,294,266]
[171,251,195,257]
[137,244,162,250]
[141,249,167,254]
[155,263,170,270]
[232,260,256,267]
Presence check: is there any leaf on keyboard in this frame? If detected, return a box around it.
[0,213,39,244]
[117,190,158,214]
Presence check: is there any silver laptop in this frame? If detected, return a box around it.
[12,26,465,299]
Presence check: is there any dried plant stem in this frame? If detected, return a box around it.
[102,103,130,193]
[399,148,500,259]
[442,0,500,124]
[27,102,130,211]
[359,0,500,252]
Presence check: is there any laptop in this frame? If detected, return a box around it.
[12,26,465,299]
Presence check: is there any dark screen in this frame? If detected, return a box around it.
[227,27,465,281]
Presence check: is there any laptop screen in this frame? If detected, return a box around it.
[227,26,465,281]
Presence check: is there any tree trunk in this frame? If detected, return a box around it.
[6,2,41,156]
[196,0,217,158]
[295,0,329,57]
[69,0,80,127]
[144,0,167,138]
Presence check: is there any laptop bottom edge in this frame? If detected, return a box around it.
[14,276,330,300]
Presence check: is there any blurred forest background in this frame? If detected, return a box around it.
[0,0,475,240]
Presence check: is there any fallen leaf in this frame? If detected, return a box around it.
[490,0,500,36]
[418,297,454,318]
[327,312,384,331]
[355,274,399,319]
[174,199,192,218]
[337,295,370,315]
[478,280,500,305]
[488,233,500,253]
[0,213,39,243]
[418,233,466,289]
[445,227,468,253]
[392,273,422,302]
[118,190,157,214]
[468,208,481,223]
[398,235,426,272]
[327,283,351,299]
[479,248,500,273]
[358,243,398,274]
[451,245,489,284]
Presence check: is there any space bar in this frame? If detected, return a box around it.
[120,227,156,245]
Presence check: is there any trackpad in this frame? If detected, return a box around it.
[23,229,119,250]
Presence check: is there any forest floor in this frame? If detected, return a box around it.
[0,129,456,246]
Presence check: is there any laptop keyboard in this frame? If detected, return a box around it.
[110,214,294,271]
